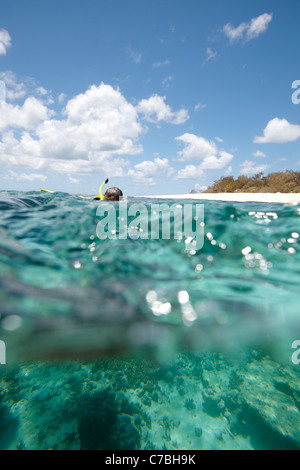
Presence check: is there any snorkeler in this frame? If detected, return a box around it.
[102,187,123,201]
[41,178,123,200]
[93,179,123,201]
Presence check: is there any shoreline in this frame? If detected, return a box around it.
[137,193,300,204]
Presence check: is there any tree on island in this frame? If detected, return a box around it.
[198,170,300,194]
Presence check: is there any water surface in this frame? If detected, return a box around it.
[0,191,299,450]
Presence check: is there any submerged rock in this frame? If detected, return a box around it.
[77,387,141,450]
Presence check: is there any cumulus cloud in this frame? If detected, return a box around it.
[177,152,234,180]
[0,82,189,178]
[58,93,67,104]
[223,13,273,43]
[0,97,53,132]
[0,29,12,55]
[225,165,233,175]
[254,118,300,143]
[0,83,144,174]
[177,165,205,179]
[239,160,270,175]
[175,133,234,179]
[176,133,218,161]
[137,94,189,125]
[3,170,47,182]
[195,183,207,192]
[128,157,173,186]
[62,84,143,154]
[0,71,27,101]
[0,71,54,103]
[252,150,266,158]
[200,151,234,169]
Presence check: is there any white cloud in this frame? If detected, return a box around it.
[0,71,27,101]
[247,13,273,40]
[254,118,300,143]
[194,102,207,112]
[198,151,234,170]
[128,157,173,186]
[0,82,189,178]
[223,22,248,42]
[176,133,218,161]
[162,75,174,88]
[68,176,80,184]
[64,84,142,145]
[0,71,54,104]
[239,160,270,175]
[35,87,53,105]
[223,13,273,43]
[252,150,266,158]
[0,29,12,55]
[3,170,47,182]
[203,47,217,65]
[36,87,48,96]
[176,154,234,180]
[215,136,223,142]
[0,97,54,132]
[176,165,204,179]
[177,165,204,179]
[176,135,234,179]
[137,94,189,125]
[195,184,207,192]
[153,60,170,68]
[125,46,142,64]
[58,93,67,103]
[0,83,144,175]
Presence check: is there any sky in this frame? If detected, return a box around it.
[0,0,300,196]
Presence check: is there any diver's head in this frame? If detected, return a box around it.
[104,187,123,201]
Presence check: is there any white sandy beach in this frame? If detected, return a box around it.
[139,193,300,204]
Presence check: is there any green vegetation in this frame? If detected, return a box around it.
[201,170,300,193]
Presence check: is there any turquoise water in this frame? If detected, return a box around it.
[0,190,299,450]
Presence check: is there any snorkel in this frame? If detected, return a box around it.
[94,178,109,200]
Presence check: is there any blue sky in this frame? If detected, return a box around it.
[0,0,300,196]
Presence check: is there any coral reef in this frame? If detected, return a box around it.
[0,350,299,450]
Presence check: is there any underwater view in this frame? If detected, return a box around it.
[0,190,299,450]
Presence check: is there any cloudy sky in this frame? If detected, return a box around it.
[0,0,300,195]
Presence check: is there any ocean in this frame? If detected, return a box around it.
[0,190,299,450]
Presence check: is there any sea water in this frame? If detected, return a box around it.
[0,190,299,450]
